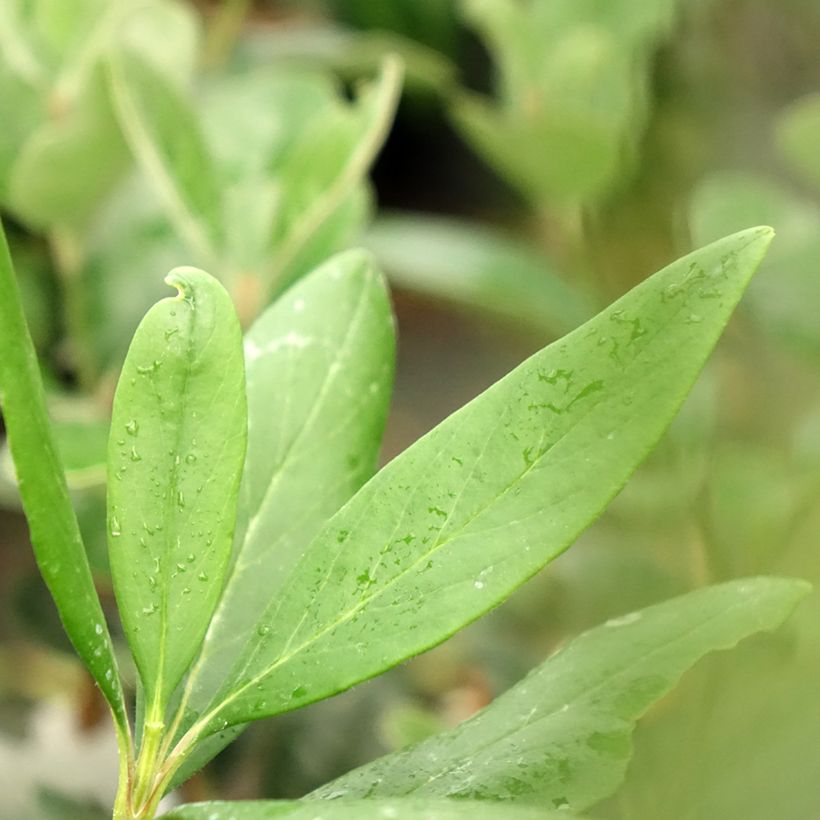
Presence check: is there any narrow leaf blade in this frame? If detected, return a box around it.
[108,267,246,710]
[0,220,128,732]
[312,577,809,811]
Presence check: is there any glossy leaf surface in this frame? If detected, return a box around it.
[108,268,246,710]
[180,249,395,718]
[190,227,772,734]
[313,578,808,811]
[163,798,573,820]
[0,221,128,732]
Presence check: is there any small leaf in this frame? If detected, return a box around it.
[177,248,395,728]
[365,211,592,335]
[106,50,223,266]
[162,798,576,819]
[187,227,772,737]
[312,577,809,811]
[108,267,246,713]
[0,220,129,736]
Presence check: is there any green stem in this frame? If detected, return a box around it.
[130,709,165,816]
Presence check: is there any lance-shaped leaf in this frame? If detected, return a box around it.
[190,228,772,736]
[108,267,246,712]
[311,577,808,811]
[106,50,223,267]
[0,221,128,735]
[365,211,593,335]
[163,798,576,819]
[179,249,395,720]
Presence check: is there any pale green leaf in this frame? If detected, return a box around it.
[108,268,246,712]
[184,227,772,738]
[7,64,129,227]
[176,249,395,727]
[106,50,223,266]
[0,220,129,736]
[365,212,592,335]
[312,578,808,811]
[775,92,820,193]
[163,798,574,820]
[690,172,820,357]
[453,0,679,205]
[266,56,402,292]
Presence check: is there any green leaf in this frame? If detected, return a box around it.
[184,227,772,740]
[452,0,679,205]
[163,798,575,819]
[170,249,395,769]
[7,63,129,227]
[107,267,246,712]
[775,92,820,193]
[264,56,402,293]
[0,220,129,736]
[365,211,592,335]
[312,577,808,811]
[106,50,223,267]
[690,172,820,357]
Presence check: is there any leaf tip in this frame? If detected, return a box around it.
[164,266,216,302]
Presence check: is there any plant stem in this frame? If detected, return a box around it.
[130,710,165,816]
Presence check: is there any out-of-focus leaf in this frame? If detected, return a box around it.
[163,798,574,820]
[690,171,820,356]
[83,174,188,371]
[238,24,456,95]
[775,93,820,193]
[2,0,199,227]
[181,228,771,739]
[325,0,460,56]
[365,211,593,335]
[106,50,223,266]
[313,578,808,811]
[7,65,129,227]
[264,56,402,293]
[452,0,680,206]
[0,220,129,737]
[107,269,246,710]
[176,249,395,729]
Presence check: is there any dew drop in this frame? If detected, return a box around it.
[198,571,209,582]
[95,623,103,635]
[110,516,121,537]
[130,447,142,462]
[125,419,139,436]
[257,624,271,637]
[186,453,197,464]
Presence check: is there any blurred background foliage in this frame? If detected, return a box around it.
[2,0,820,817]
